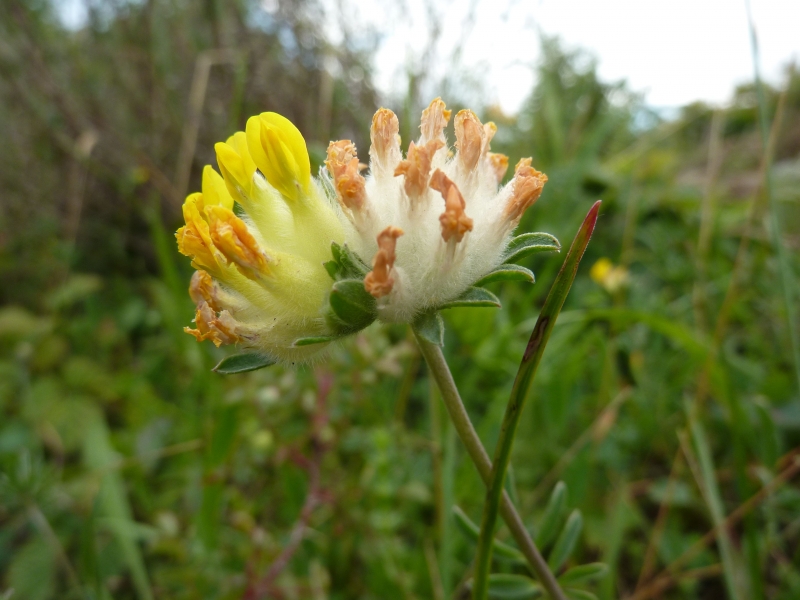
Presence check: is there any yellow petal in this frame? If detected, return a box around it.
[215,131,257,200]
[176,194,221,273]
[245,112,310,201]
[201,165,234,210]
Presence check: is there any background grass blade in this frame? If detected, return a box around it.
[473,201,601,600]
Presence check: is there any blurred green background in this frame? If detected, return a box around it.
[1,1,799,599]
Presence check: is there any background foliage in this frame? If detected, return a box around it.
[1,1,799,598]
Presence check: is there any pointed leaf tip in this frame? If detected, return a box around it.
[213,353,277,374]
[439,287,501,309]
[411,311,444,346]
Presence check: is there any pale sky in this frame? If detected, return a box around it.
[59,0,800,114]
[328,0,799,113]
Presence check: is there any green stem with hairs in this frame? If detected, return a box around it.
[413,332,567,600]
[473,201,601,600]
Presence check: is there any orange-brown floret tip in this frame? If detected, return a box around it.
[325,140,367,211]
[394,139,444,199]
[454,109,486,171]
[189,270,221,311]
[488,153,509,182]
[364,226,404,298]
[482,122,497,153]
[370,108,401,167]
[429,169,474,243]
[184,301,241,347]
[504,158,548,223]
[205,205,273,281]
[420,98,452,142]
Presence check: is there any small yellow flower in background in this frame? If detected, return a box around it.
[590,257,630,293]
[177,98,554,364]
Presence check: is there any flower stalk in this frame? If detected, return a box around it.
[472,201,601,600]
[413,331,567,600]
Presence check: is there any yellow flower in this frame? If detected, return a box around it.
[590,258,630,293]
[178,101,552,364]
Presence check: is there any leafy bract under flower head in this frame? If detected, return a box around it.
[176,100,554,364]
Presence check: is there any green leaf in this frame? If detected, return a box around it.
[213,353,277,374]
[411,310,444,346]
[565,589,598,600]
[326,242,370,281]
[339,243,370,278]
[439,287,501,309]
[503,232,560,264]
[323,260,339,280]
[7,537,56,600]
[330,241,342,263]
[293,335,337,347]
[328,279,378,332]
[558,563,608,584]
[453,506,525,563]
[536,481,568,550]
[208,405,238,467]
[482,574,542,599]
[475,264,536,286]
[548,509,584,572]
[473,203,599,600]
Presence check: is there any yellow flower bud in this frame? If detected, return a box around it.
[245,112,310,202]
[215,131,257,201]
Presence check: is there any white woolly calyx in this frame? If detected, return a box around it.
[323,98,555,330]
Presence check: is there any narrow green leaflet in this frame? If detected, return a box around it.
[293,335,338,347]
[213,353,277,374]
[564,589,598,600]
[536,481,568,550]
[481,574,542,599]
[558,563,608,585]
[411,310,444,347]
[503,232,561,264]
[452,506,525,563]
[475,264,536,287]
[548,510,584,572]
[439,287,501,309]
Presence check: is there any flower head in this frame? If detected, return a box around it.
[177,99,553,363]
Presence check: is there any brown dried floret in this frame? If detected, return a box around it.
[488,152,509,182]
[394,139,444,199]
[504,158,548,222]
[370,108,401,170]
[184,301,241,347]
[189,270,221,311]
[429,169,474,243]
[420,98,452,143]
[325,140,367,210]
[364,226,404,298]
